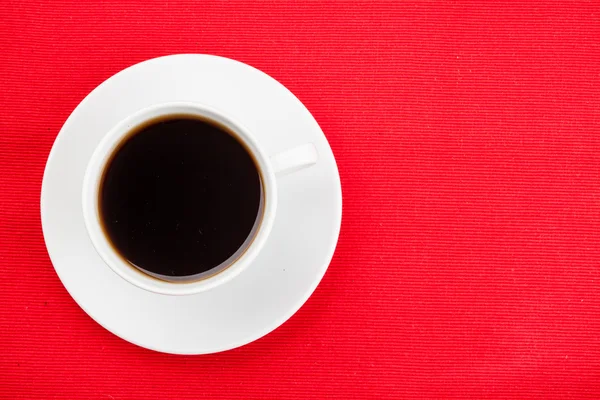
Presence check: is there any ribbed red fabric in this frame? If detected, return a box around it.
[1,1,599,398]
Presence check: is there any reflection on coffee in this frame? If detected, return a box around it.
[99,116,262,281]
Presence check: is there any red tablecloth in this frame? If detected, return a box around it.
[1,1,599,398]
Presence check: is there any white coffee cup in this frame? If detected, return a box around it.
[82,102,317,296]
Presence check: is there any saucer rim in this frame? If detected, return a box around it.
[41,54,342,354]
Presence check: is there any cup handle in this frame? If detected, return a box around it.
[269,143,318,176]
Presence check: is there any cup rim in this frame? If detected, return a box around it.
[82,102,277,296]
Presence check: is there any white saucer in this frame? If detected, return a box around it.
[41,54,342,354]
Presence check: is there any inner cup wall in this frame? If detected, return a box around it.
[96,113,266,283]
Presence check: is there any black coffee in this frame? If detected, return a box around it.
[99,116,262,281]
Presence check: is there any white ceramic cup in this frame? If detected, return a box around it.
[82,102,317,296]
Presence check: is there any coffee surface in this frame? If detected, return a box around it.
[99,116,262,280]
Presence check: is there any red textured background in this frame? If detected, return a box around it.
[1,1,599,398]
